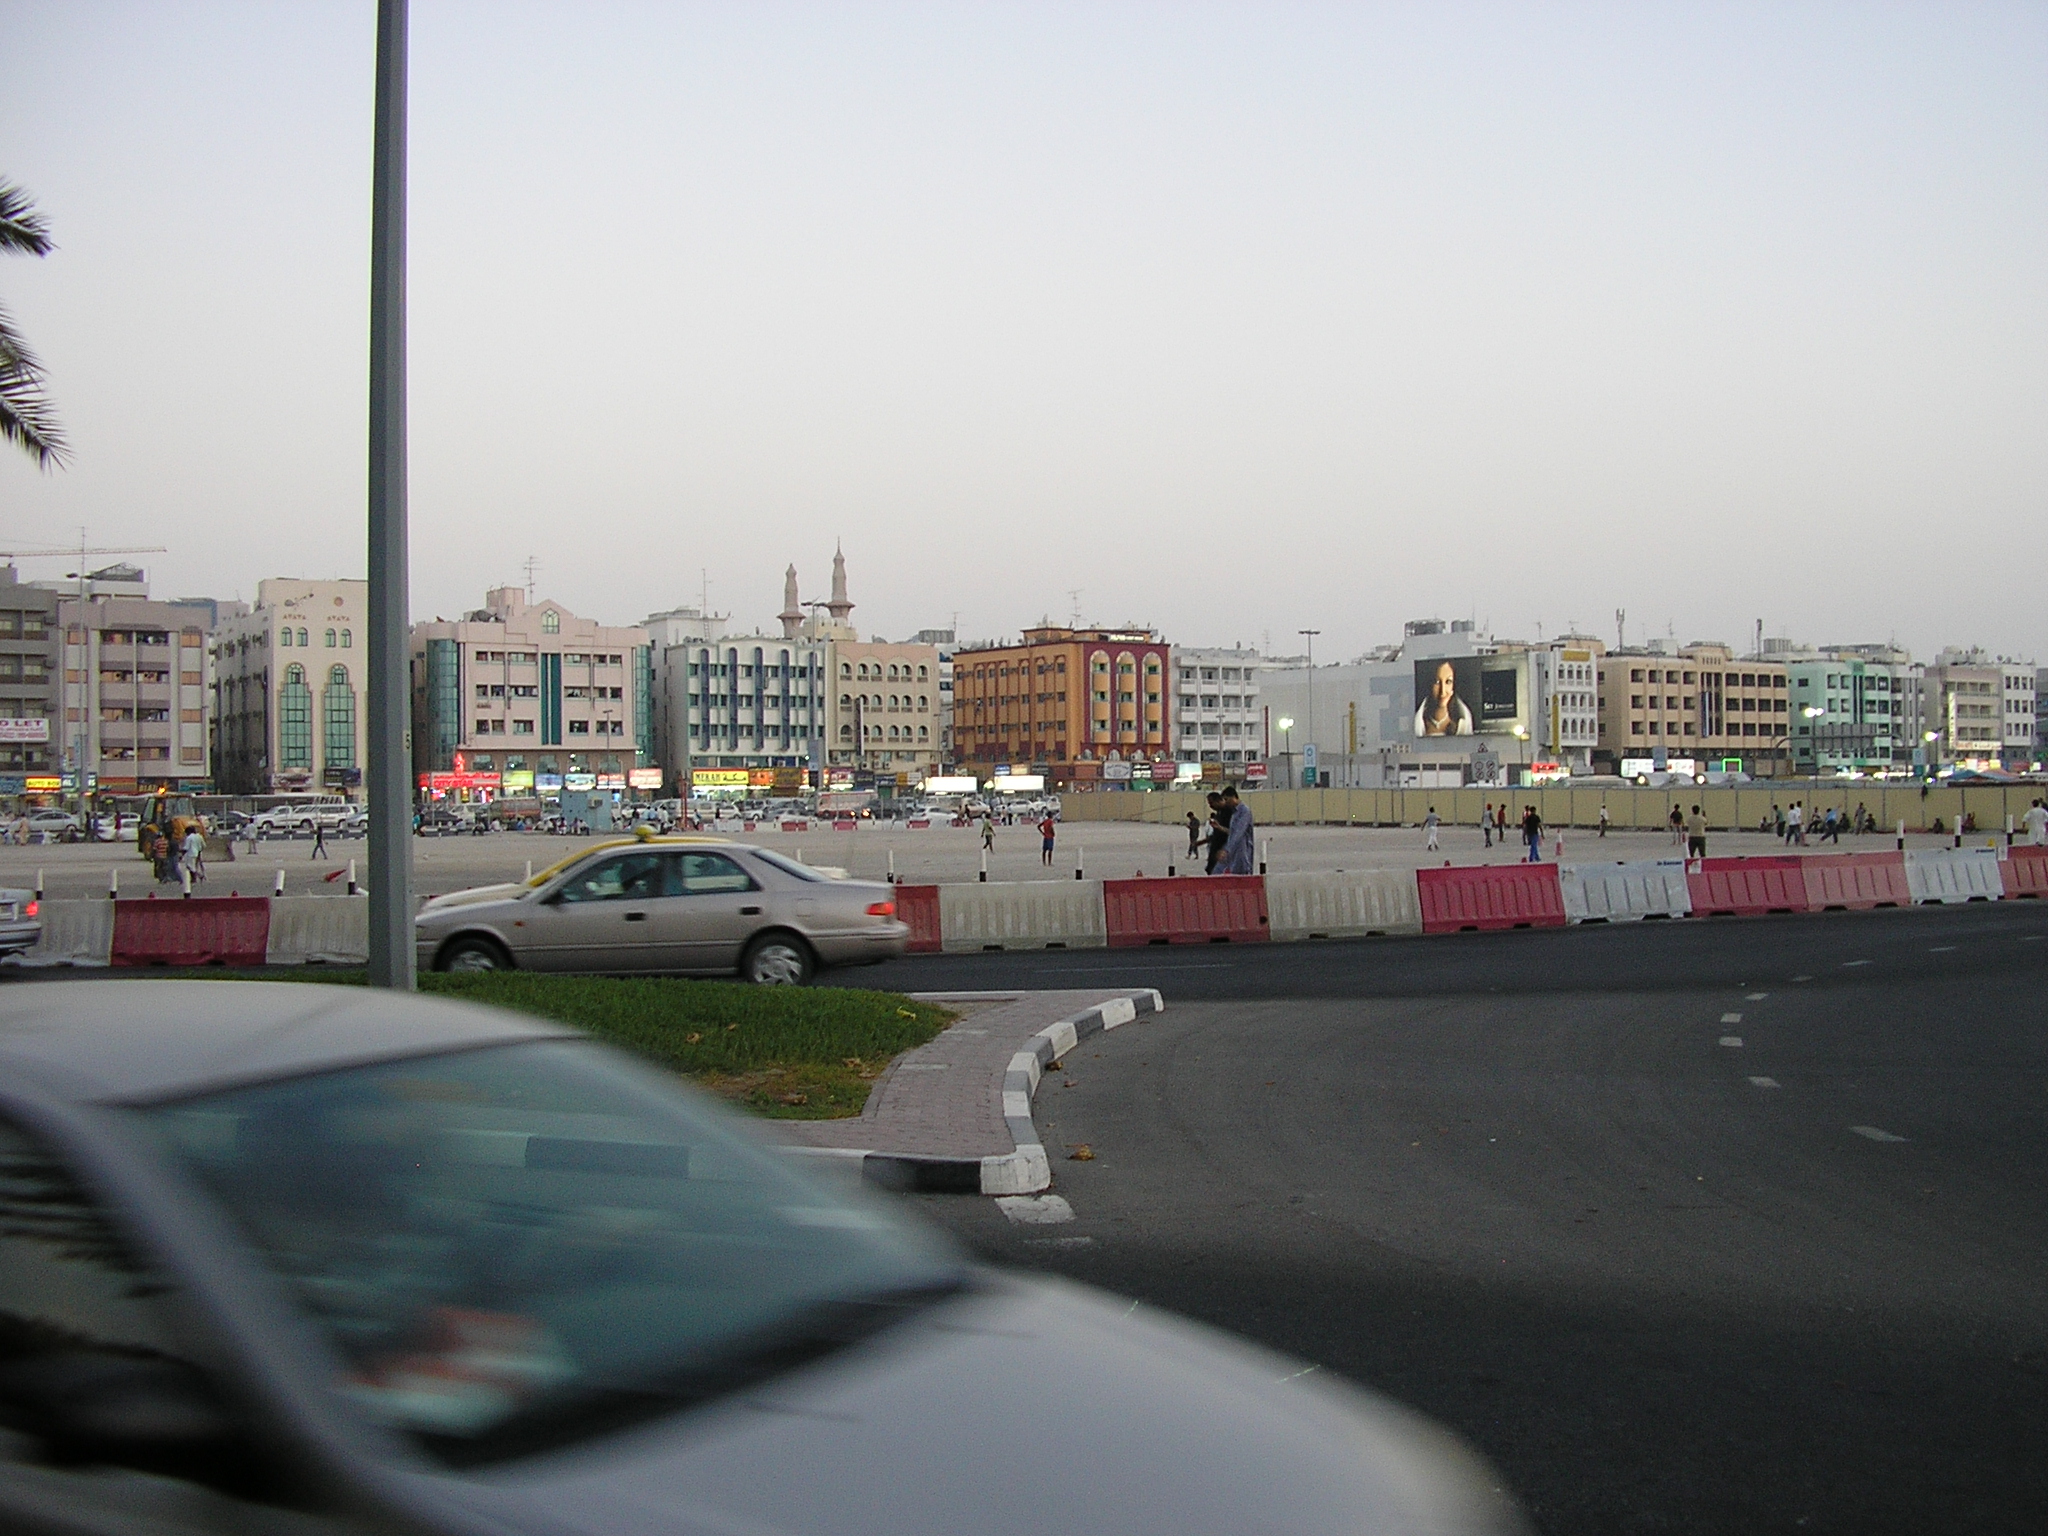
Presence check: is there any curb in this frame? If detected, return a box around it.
[777,988,1164,1196]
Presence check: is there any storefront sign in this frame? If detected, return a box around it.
[418,770,502,794]
[1149,762,1177,783]
[991,773,1045,792]
[1102,761,1132,781]
[627,767,664,790]
[0,718,49,743]
[534,773,564,792]
[594,774,626,790]
[1242,762,1269,783]
[563,772,597,791]
[500,770,535,792]
[691,769,750,788]
[924,775,978,794]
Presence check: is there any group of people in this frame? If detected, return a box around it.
[1182,786,1256,874]
[1423,802,1547,862]
[139,819,206,885]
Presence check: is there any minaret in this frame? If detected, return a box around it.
[779,564,803,639]
[826,542,854,625]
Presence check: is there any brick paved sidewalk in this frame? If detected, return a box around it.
[772,990,1154,1162]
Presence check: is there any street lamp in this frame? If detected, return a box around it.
[1298,630,1320,786]
[1277,716,1294,791]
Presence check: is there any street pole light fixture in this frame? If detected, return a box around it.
[1298,630,1320,787]
[1277,716,1294,792]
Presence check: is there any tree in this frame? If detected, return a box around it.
[0,179,68,470]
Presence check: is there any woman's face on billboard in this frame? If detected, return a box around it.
[1431,662,1456,704]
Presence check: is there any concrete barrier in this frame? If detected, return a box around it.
[1904,846,2004,904]
[2001,847,2048,899]
[1558,859,1692,923]
[1264,870,1423,939]
[20,900,114,966]
[1686,856,1811,917]
[1415,864,1566,933]
[893,884,942,953]
[937,880,1107,951]
[265,896,369,964]
[1801,852,1910,910]
[1104,875,1269,946]
[111,896,271,967]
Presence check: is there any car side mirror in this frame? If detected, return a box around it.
[0,1351,241,1471]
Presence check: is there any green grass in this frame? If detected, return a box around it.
[416,974,951,1118]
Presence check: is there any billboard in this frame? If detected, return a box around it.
[691,769,749,788]
[923,775,978,794]
[627,767,664,790]
[0,718,50,743]
[1412,656,1526,738]
[992,773,1045,792]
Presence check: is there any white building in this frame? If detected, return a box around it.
[2000,662,2037,765]
[664,631,829,787]
[212,579,369,796]
[1172,646,1262,766]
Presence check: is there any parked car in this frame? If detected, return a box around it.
[0,888,40,958]
[0,980,1519,1536]
[22,809,81,842]
[252,801,353,837]
[415,833,908,983]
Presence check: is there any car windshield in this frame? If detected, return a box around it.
[133,1040,963,1466]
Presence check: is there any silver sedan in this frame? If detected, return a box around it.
[415,834,909,984]
[0,888,40,960]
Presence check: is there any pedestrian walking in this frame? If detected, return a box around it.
[1495,803,1508,844]
[1521,804,1543,863]
[181,824,206,883]
[311,821,329,860]
[1038,812,1057,867]
[2025,798,2048,846]
[1598,803,1609,839]
[1773,803,1785,840]
[1668,804,1684,846]
[979,815,995,854]
[1423,806,1441,851]
[1787,802,1805,846]
[1685,804,1707,858]
[1205,791,1229,874]
[1822,806,1841,844]
[1184,810,1203,859]
[1214,785,1256,875]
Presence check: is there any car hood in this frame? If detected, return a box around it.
[418,883,529,916]
[434,1274,1524,1536]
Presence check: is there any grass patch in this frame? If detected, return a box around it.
[415,974,950,1119]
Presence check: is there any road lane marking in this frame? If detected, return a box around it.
[1721,1012,1743,1023]
[2022,935,2044,942]
[1719,1036,1743,1047]
[1842,960,1871,967]
[996,1195,1075,1225]
[1927,946,1956,953]
[1022,1235,1094,1249]
[1276,1363,1323,1384]
[1850,1126,1908,1143]
[1748,1077,1780,1088]
[1791,974,1813,982]
[1745,993,1768,1000]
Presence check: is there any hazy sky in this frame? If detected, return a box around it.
[3,2,2043,662]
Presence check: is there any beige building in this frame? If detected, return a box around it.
[213,579,369,796]
[829,640,941,780]
[411,588,652,800]
[56,575,219,796]
[1595,643,1791,774]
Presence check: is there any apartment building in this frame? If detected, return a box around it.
[1173,646,1262,766]
[411,588,652,799]
[1595,644,1790,774]
[953,625,1172,772]
[212,579,370,796]
[1785,650,1921,774]
[829,640,941,780]
[56,583,217,796]
[0,568,58,797]
[665,632,830,785]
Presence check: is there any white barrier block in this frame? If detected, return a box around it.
[1904,846,2004,905]
[1559,859,1693,923]
[265,896,369,964]
[937,880,1108,952]
[20,900,114,965]
[1264,869,1423,940]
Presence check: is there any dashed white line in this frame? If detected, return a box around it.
[2021,935,2044,942]
[1850,1126,1908,1143]
[1791,974,1814,982]
[1275,1363,1323,1384]
[1721,1012,1743,1024]
[1719,1036,1743,1048]
[1842,960,1871,968]
[1745,993,1768,1001]
[1927,946,1956,953]
[1748,1076,1780,1088]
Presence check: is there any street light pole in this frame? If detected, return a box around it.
[366,0,414,990]
[1299,629,1319,787]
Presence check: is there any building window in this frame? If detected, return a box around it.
[541,610,561,634]
[280,664,313,769]
[323,665,355,770]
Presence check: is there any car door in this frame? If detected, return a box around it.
[641,850,767,973]
[522,849,674,973]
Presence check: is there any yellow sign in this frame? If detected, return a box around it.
[25,776,62,792]
[691,769,749,788]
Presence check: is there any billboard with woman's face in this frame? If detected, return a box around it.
[1413,656,1525,738]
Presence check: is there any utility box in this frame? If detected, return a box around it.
[558,790,614,833]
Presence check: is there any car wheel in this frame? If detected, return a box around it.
[740,932,813,986]
[437,937,512,973]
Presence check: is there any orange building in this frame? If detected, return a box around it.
[953,626,1171,770]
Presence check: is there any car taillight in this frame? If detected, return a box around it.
[24,900,38,918]
[866,901,896,917]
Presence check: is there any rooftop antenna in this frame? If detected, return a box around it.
[522,554,538,603]
[1067,589,1082,627]
[1615,608,1626,650]
[701,568,710,616]
[1754,618,1763,658]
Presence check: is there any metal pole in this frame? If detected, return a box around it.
[366,0,415,990]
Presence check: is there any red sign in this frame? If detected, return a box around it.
[1243,762,1269,782]
[418,771,501,793]
[1149,762,1177,782]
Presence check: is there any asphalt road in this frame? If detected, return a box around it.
[900,903,2048,1535]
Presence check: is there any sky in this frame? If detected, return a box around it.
[2,1,2043,663]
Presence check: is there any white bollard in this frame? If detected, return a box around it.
[979,847,988,883]
[525,859,533,881]
[273,869,285,897]
[1075,844,1084,881]
[347,859,358,897]
[108,867,118,900]
[1896,818,1906,852]
[35,869,43,899]
[2007,814,2016,849]
[887,849,896,885]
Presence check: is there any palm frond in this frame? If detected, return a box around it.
[0,181,54,258]
[0,302,69,470]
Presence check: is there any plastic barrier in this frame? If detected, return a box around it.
[1801,851,1910,911]
[265,896,369,964]
[1904,846,2004,904]
[780,820,807,832]
[1685,856,1811,917]
[20,900,114,965]
[1103,875,1269,947]
[2001,846,2048,899]
[832,819,858,831]
[937,880,1107,951]
[906,818,933,829]
[1265,870,1423,939]
[1558,860,1692,924]
[893,884,942,953]
[1416,864,1566,933]
[111,896,271,967]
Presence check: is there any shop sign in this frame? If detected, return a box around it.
[771,766,805,794]
[594,774,626,790]
[691,769,749,788]
[748,769,777,788]
[627,767,664,789]
[924,775,977,794]
[0,776,22,795]
[0,718,50,743]
[418,770,501,793]
[1174,761,1204,784]
[563,772,597,791]
[25,776,63,793]
[1149,762,1177,783]
[1102,761,1132,781]
[534,773,564,792]
[500,770,535,792]
[1242,762,1269,783]
[991,773,1045,792]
